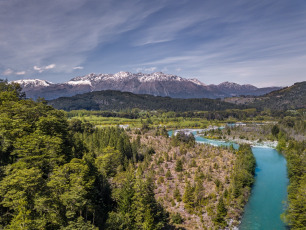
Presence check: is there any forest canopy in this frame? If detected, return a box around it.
[0,80,168,229]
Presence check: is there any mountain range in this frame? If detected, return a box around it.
[12,72,281,100]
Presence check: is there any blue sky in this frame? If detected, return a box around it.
[1,0,306,87]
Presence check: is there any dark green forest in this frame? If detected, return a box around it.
[0,80,168,229]
[48,90,245,112]
[225,81,306,111]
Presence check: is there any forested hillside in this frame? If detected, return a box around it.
[0,80,168,229]
[225,81,306,110]
[0,80,107,228]
[48,90,244,112]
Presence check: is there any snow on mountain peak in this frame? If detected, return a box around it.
[138,72,184,82]
[12,79,52,87]
[189,78,206,86]
[66,79,92,86]
[70,72,190,83]
[115,71,132,77]
[112,71,133,80]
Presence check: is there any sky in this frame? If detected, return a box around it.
[1,0,306,87]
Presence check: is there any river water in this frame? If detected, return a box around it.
[239,147,288,230]
[170,130,289,229]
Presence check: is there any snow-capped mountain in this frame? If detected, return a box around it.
[13,79,53,88]
[11,72,281,100]
[69,72,185,83]
[66,72,219,99]
[188,78,207,86]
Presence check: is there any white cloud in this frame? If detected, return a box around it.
[1,69,27,76]
[33,64,56,73]
[73,66,84,70]
[33,66,43,73]
[16,71,26,75]
[2,68,14,75]
[45,64,56,70]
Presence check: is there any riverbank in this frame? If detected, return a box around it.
[222,137,278,148]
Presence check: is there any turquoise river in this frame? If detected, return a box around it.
[171,130,289,229]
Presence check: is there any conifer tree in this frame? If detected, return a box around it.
[182,181,194,212]
[194,179,204,206]
[214,196,227,227]
[173,184,181,202]
[175,159,183,172]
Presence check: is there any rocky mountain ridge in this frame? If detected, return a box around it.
[12,72,282,100]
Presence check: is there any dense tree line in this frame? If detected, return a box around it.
[67,108,259,122]
[231,145,256,200]
[282,141,306,229]
[68,110,141,119]
[48,90,245,112]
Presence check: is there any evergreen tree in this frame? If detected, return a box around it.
[194,179,204,206]
[175,159,183,172]
[173,184,181,202]
[165,169,172,179]
[271,125,280,137]
[95,147,122,177]
[132,171,167,230]
[214,196,227,228]
[182,181,194,212]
